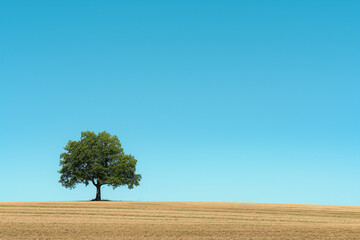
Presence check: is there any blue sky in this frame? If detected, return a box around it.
[0,0,359,205]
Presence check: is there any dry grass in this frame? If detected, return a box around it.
[1,201,360,239]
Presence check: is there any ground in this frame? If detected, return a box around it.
[1,201,360,239]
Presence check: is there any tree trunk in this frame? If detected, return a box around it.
[95,185,101,201]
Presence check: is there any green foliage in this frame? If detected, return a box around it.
[59,131,141,193]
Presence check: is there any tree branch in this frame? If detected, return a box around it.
[91,179,96,186]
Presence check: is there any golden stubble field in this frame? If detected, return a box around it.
[1,201,360,239]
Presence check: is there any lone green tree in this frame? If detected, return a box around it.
[59,131,141,201]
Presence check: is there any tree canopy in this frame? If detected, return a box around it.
[59,131,141,200]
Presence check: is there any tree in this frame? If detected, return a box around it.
[59,131,141,201]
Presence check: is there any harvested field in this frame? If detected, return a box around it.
[1,201,360,239]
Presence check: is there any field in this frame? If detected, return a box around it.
[1,201,360,239]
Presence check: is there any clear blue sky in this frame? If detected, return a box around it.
[0,0,359,205]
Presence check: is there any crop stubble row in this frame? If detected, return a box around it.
[1,201,360,239]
